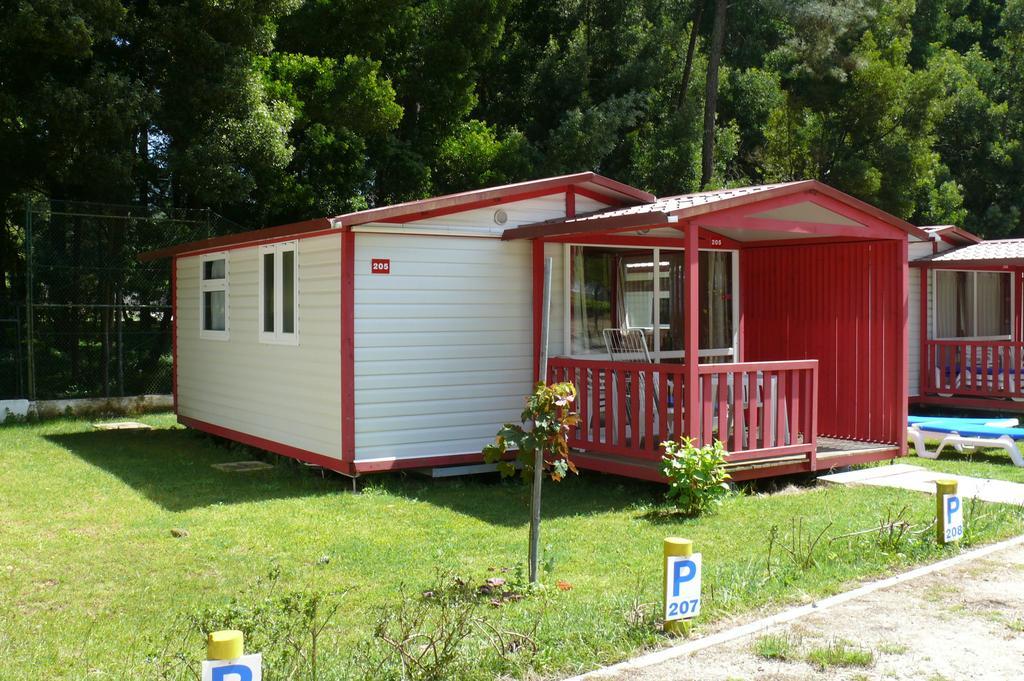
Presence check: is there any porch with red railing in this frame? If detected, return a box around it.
[511,181,914,481]
[548,356,819,464]
[924,340,1024,401]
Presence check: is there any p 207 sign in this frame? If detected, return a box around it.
[371,258,391,274]
[665,553,702,621]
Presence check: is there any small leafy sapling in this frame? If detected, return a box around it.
[660,437,732,516]
[482,381,580,481]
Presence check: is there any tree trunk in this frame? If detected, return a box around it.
[676,1,705,110]
[700,0,727,190]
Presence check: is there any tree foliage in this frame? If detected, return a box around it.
[4,0,1024,251]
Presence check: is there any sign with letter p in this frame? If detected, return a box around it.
[942,494,964,544]
[202,654,262,681]
[664,553,702,622]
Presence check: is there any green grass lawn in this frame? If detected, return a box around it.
[907,444,1024,483]
[1,415,1022,680]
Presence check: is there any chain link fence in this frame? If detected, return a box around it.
[1,198,238,401]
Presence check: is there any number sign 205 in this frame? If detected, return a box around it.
[371,258,390,274]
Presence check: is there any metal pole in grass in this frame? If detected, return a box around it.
[664,537,693,635]
[529,256,553,584]
[936,478,959,544]
[24,198,35,401]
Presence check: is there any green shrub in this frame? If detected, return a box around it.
[659,438,731,516]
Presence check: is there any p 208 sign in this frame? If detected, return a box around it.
[371,258,391,274]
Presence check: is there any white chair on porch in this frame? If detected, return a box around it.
[602,328,664,447]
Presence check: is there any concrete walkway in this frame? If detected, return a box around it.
[817,463,1024,505]
[569,536,1024,680]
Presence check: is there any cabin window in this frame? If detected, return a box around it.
[934,270,1012,339]
[259,241,298,344]
[567,245,737,362]
[199,253,229,340]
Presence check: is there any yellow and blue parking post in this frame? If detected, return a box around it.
[202,630,261,681]
[663,537,701,635]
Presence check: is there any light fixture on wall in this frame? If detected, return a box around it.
[493,209,508,225]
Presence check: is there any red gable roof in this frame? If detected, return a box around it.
[502,180,926,240]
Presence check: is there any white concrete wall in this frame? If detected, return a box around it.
[176,234,342,458]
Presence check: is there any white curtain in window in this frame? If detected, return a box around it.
[702,251,731,350]
[570,247,590,354]
[935,270,971,338]
[976,272,1011,336]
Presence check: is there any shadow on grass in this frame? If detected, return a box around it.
[46,428,341,512]
[47,428,666,521]
[360,468,666,527]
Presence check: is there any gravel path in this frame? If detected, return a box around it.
[589,542,1024,681]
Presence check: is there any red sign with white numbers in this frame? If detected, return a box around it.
[371,258,390,274]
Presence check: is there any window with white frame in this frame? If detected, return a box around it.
[566,245,738,362]
[259,241,298,344]
[933,269,1012,339]
[199,253,229,340]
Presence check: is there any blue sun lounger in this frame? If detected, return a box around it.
[907,416,1024,467]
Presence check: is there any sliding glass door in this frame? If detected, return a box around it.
[567,245,738,363]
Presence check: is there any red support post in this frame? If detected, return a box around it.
[920,266,929,396]
[532,240,544,380]
[899,239,909,455]
[171,256,178,415]
[340,229,356,463]
[684,221,699,439]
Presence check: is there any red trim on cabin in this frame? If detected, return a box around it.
[164,228,340,261]
[376,186,572,224]
[171,256,178,414]
[139,219,334,261]
[919,267,928,402]
[179,415,356,476]
[571,453,668,482]
[503,213,674,240]
[911,260,1023,270]
[532,240,544,381]
[341,172,653,226]
[543,234,682,247]
[696,228,744,250]
[353,452,500,473]
[341,229,355,463]
[675,183,923,238]
[684,222,699,439]
[571,185,624,207]
[899,238,909,456]
[911,394,1024,413]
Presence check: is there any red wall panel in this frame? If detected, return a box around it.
[742,240,904,444]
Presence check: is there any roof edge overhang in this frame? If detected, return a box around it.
[138,217,336,262]
[502,179,929,242]
[138,171,652,261]
[337,171,653,228]
[911,259,1024,269]
[922,224,984,245]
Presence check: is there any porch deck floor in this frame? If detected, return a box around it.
[572,436,899,482]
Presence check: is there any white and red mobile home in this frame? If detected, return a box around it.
[911,229,1024,412]
[143,173,927,481]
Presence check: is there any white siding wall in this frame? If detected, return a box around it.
[176,234,342,458]
[352,234,535,461]
[350,192,596,463]
[907,239,953,396]
[398,194,610,236]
